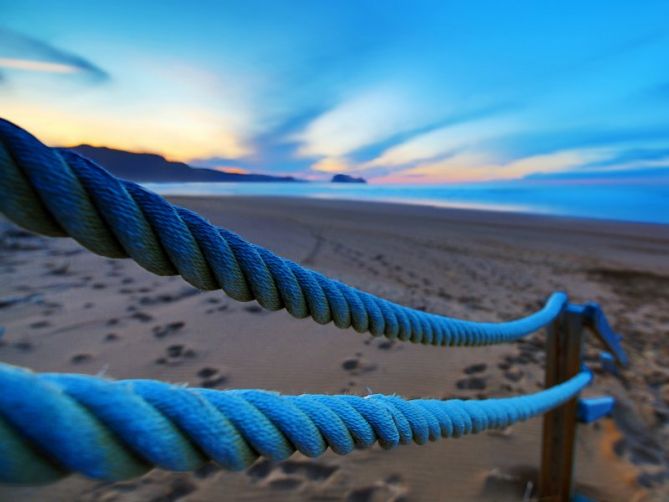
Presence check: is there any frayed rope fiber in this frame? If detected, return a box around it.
[0,118,566,346]
[0,363,592,484]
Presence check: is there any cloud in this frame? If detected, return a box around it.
[311,157,356,173]
[0,58,82,74]
[579,147,669,170]
[366,115,521,169]
[375,149,612,184]
[0,28,109,81]
[294,85,436,158]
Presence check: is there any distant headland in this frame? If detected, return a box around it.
[331,173,367,184]
[67,145,303,183]
[66,146,371,184]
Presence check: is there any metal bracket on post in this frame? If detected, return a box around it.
[577,396,615,423]
[583,303,628,367]
[539,304,586,502]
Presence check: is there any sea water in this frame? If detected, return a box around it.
[144,181,669,225]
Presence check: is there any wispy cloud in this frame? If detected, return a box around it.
[578,147,669,171]
[0,57,81,74]
[366,115,521,169]
[311,157,356,173]
[375,149,612,184]
[0,28,109,81]
[294,85,437,158]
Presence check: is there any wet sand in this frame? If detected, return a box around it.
[0,196,667,501]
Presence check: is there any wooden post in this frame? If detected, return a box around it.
[539,304,585,501]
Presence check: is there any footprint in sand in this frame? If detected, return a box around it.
[87,476,197,501]
[498,360,512,371]
[458,362,491,392]
[247,458,339,492]
[71,353,93,364]
[46,262,71,276]
[152,321,185,338]
[341,355,377,375]
[139,287,199,307]
[346,474,408,502]
[131,311,154,323]
[206,304,229,315]
[377,339,403,351]
[280,459,339,481]
[14,340,33,352]
[463,363,487,374]
[155,344,197,366]
[504,368,524,382]
[637,470,668,489]
[194,463,221,479]
[456,376,487,390]
[197,366,229,388]
[29,320,51,329]
[247,459,273,480]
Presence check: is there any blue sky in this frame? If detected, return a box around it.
[1,0,668,182]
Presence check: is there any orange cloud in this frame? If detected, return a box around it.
[311,157,355,173]
[374,150,612,184]
[210,166,249,174]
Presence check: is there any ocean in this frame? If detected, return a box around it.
[144,180,669,225]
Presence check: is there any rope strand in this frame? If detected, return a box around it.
[0,362,592,484]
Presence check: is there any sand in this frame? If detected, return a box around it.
[0,196,667,501]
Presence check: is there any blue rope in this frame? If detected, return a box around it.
[0,118,567,346]
[0,362,592,484]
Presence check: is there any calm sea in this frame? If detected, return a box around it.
[144,181,669,225]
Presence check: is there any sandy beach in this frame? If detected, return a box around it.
[0,196,667,501]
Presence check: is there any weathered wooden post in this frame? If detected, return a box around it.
[539,304,586,501]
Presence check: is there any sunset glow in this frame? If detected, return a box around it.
[1,1,668,182]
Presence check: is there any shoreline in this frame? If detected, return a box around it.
[169,193,669,230]
[143,179,669,226]
[168,196,669,272]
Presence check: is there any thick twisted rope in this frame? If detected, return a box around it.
[0,118,566,346]
[0,362,592,484]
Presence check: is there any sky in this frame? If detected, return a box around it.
[1,0,668,183]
